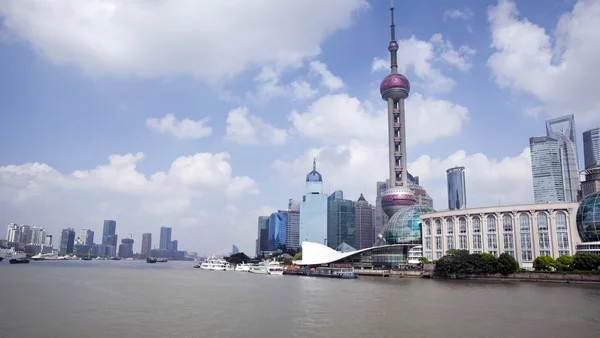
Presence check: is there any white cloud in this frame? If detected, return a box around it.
[290,80,318,101]
[309,60,345,90]
[0,0,368,84]
[487,0,600,124]
[225,107,288,146]
[0,151,260,253]
[443,8,474,21]
[371,34,476,93]
[289,93,469,147]
[145,113,212,140]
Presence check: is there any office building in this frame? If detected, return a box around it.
[256,216,270,256]
[583,127,600,170]
[19,225,32,244]
[141,233,152,257]
[102,220,117,256]
[60,228,75,254]
[420,202,579,269]
[160,226,172,250]
[581,167,600,197]
[269,211,288,251]
[327,191,356,250]
[447,166,467,210]
[80,229,94,247]
[354,194,374,250]
[530,136,565,203]
[299,159,328,247]
[118,238,134,258]
[286,199,300,251]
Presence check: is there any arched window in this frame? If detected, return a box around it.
[487,215,497,233]
[502,214,513,232]
[519,213,530,232]
[520,213,532,261]
[555,211,567,231]
[555,211,569,256]
[537,212,550,256]
[537,212,548,232]
[425,220,431,236]
[435,220,442,235]
[446,218,454,235]
[459,218,467,234]
[472,216,481,233]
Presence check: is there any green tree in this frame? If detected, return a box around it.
[533,255,554,272]
[497,253,519,275]
[573,252,600,271]
[226,252,251,265]
[418,256,429,265]
[293,252,302,261]
[479,253,499,274]
[554,255,574,271]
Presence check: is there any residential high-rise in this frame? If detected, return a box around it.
[286,199,300,251]
[31,227,47,245]
[80,229,94,247]
[299,158,328,247]
[354,194,374,250]
[6,223,20,243]
[59,228,75,254]
[583,127,600,169]
[379,3,416,220]
[269,211,288,251]
[160,226,172,250]
[327,191,356,250]
[19,225,32,244]
[118,238,134,258]
[530,136,564,203]
[141,233,152,257]
[447,166,467,210]
[256,216,270,256]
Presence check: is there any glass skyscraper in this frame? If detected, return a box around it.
[300,159,328,247]
[160,226,172,250]
[286,199,300,250]
[583,127,600,169]
[354,193,374,250]
[60,228,75,254]
[269,211,288,251]
[446,166,467,210]
[256,216,270,256]
[327,190,356,250]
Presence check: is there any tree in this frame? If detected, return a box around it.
[555,255,574,271]
[497,253,519,275]
[293,252,302,261]
[226,252,251,265]
[479,253,499,274]
[418,256,429,265]
[533,256,554,272]
[573,252,600,271]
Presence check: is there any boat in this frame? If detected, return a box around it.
[0,257,3,262]
[156,258,168,263]
[198,255,228,271]
[234,262,250,272]
[147,257,158,263]
[1,247,27,260]
[248,262,269,274]
[266,260,284,275]
[9,258,30,264]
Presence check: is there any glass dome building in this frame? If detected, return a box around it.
[576,192,600,242]
[384,205,433,245]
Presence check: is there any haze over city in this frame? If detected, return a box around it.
[1,0,599,255]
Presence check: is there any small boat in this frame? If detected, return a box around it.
[248,262,269,275]
[156,258,168,263]
[147,257,157,263]
[9,258,30,264]
[267,260,284,275]
[234,262,250,272]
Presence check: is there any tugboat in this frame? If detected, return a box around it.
[9,258,30,264]
[0,257,3,262]
[146,257,158,263]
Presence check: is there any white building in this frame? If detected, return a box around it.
[420,202,580,269]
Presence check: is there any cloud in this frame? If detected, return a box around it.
[145,113,212,139]
[290,80,318,101]
[487,0,600,124]
[225,106,288,146]
[309,60,345,90]
[0,151,260,253]
[371,34,476,93]
[0,0,368,84]
[289,93,469,147]
[443,8,474,21]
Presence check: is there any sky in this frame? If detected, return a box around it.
[1,0,599,256]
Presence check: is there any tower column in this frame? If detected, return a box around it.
[399,98,408,185]
[387,97,396,185]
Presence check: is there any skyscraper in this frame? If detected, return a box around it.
[80,229,94,247]
[6,223,20,243]
[160,226,172,250]
[141,233,152,257]
[60,228,75,254]
[118,238,134,258]
[256,216,270,256]
[374,181,389,239]
[19,225,32,244]
[379,2,416,219]
[583,127,600,169]
[354,194,374,250]
[299,158,328,247]
[447,166,467,210]
[269,211,288,251]
[102,220,117,246]
[31,227,47,245]
[286,199,300,251]
[327,191,356,250]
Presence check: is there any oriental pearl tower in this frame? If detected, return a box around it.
[380,0,416,219]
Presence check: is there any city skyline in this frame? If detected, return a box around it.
[2,1,600,254]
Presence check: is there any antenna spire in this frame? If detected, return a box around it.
[313,157,316,171]
[389,0,398,74]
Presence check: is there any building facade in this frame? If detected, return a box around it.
[80,229,94,247]
[299,159,328,247]
[60,228,75,254]
[446,166,467,210]
[583,127,600,170]
[374,181,389,240]
[354,194,374,250]
[420,202,580,269]
[141,233,152,257]
[581,167,600,197]
[160,226,172,250]
[327,191,356,250]
[118,238,134,258]
[286,199,300,251]
[530,136,565,203]
[256,216,270,256]
[269,211,288,251]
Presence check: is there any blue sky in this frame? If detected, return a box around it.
[1,0,599,255]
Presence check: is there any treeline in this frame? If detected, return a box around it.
[433,249,600,278]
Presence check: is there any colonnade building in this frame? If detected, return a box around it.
[420,202,580,269]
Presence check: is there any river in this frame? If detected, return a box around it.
[1,260,600,338]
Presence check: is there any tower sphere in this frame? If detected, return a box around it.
[381,186,416,219]
[380,73,410,101]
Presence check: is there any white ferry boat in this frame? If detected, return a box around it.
[234,262,250,272]
[0,247,27,260]
[248,262,269,275]
[199,255,228,271]
[267,261,284,275]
